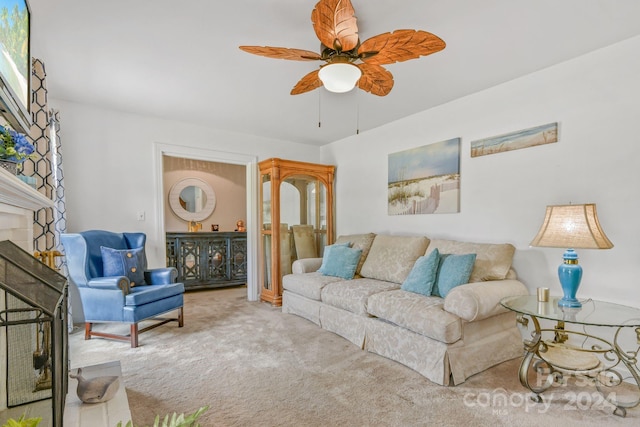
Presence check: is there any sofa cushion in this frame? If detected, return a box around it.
[426,239,515,283]
[317,245,363,279]
[335,233,376,275]
[124,282,184,306]
[367,290,462,344]
[360,235,430,284]
[321,278,400,316]
[432,253,477,298]
[282,272,343,301]
[401,249,440,296]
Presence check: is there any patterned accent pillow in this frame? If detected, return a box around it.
[401,249,440,296]
[360,235,430,284]
[101,246,147,287]
[432,253,477,298]
[318,245,363,280]
[426,239,515,282]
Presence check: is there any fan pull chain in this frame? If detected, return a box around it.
[356,92,360,135]
[318,90,322,128]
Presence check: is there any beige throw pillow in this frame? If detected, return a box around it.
[334,233,376,275]
[425,239,515,282]
[360,235,430,284]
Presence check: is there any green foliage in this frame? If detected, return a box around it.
[116,406,209,427]
[1,414,42,427]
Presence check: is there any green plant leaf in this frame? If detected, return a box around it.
[1,414,42,427]
[116,406,208,427]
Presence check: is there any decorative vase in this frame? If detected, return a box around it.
[0,159,18,175]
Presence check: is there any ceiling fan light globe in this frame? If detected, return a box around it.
[318,63,362,93]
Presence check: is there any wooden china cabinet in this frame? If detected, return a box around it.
[259,158,335,306]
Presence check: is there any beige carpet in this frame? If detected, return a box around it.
[69,287,639,426]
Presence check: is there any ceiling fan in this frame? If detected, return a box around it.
[239,0,446,96]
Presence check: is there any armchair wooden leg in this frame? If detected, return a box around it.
[82,310,180,348]
[130,324,139,348]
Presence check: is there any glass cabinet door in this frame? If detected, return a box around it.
[261,172,273,296]
[307,179,328,254]
[259,159,335,306]
[279,176,329,275]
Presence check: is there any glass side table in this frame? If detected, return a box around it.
[501,295,640,417]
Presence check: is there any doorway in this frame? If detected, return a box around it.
[153,143,259,301]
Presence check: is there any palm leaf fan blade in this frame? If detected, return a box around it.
[356,63,394,96]
[359,30,446,65]
[239,46,322,61]
[311,0,358,52]
[291,69,323,95]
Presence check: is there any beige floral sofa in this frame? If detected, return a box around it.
[282,233,528,386]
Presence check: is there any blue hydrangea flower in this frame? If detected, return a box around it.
[0,125,36,163]
[11,130,35,156]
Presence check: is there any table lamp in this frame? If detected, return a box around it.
[530,203,613,308]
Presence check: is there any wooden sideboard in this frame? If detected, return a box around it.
[166,232,247,290]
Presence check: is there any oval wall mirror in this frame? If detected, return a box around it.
[169,178,217,221]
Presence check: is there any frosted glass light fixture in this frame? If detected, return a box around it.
[318,63,362,93]
[530,203,613,308]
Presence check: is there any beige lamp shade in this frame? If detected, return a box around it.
[530,204,613,249]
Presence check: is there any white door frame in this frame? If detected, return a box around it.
[153,142,259,301]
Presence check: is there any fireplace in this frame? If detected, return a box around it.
[0,240,68,427]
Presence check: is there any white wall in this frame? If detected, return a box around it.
[321,36,640,308]
[50,99,320,268]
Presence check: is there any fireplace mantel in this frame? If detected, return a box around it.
[0,167,53,211]
[0,168,53,253]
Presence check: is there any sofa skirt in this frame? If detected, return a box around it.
[447,322,522,385]
[282,290,322,326]
[282,291,522,386]
[319,303,371,348]
[364,317,451,385]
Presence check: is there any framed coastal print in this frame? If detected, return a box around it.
[471,122,558,157]
[388,138,460,215]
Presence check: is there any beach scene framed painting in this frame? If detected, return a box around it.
[388,138,460,215]
[470,122,558,158]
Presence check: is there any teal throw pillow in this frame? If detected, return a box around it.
[432,253,477,298]
[101,246,147,287]
[318,244,362,280]
[318,242,350,271]
[401,249,440,296]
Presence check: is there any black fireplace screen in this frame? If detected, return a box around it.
[0,240,68,427]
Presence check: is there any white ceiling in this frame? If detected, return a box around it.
[29,0,640,146]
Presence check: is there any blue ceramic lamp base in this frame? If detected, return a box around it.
[557,248,583,308]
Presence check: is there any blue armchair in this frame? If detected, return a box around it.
[61,230,184,347]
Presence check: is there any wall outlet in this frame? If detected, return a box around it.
[137,211,145,221]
